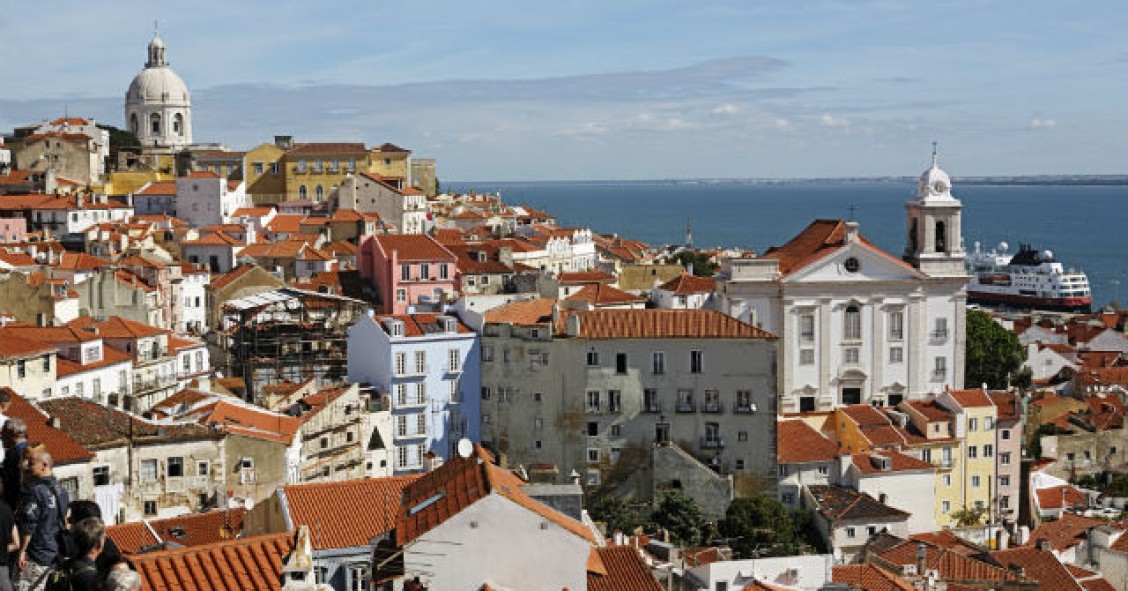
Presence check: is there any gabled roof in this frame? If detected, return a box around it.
[396,444,596,546]
[6,390,94,465]
[182,231,242,247]
[483,298,558,326]
[374,234,456,262]
[209,263,259,290]
[1035,484,1088,510]
[232,206,275,218]
[991,547,1084,591]
[807,485,909,523]
[66,315,167,339]
[0,335,56,361]
[369,313,474,337]
[567,283,646,306]
[566,309,775,340]
[57,251,111,271]
[587,546,663,591]
[557,270,616,285]
[281,475,421,549]
[265,214,306,234]
[777,420,838,464]
[657,272,716,295]
[878,537,1015,582]
[947,388,994,408]
[55,346,134,377]
[38,397,218,450]
[107,509,247,554]
[288,142,367,155]
[832,565,913,591]
[193,400,301,444]
[762,219,920,278]
[130,531,295,591]
[851,450,935,475]
[1025,513,1116,552]
[135,181,176,196]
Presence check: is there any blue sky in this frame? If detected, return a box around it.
[2,0,1126,180]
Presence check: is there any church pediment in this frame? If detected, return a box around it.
[783,241,925,284]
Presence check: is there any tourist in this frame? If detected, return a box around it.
[14,448,67,591]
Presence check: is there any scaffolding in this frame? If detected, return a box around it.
[218,288,367,404]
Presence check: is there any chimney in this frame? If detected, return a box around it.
[915,542,927,575]
[1036,539,1052,552]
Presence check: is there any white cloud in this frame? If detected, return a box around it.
[1030,118,1057,129]
[711,103,740,115]
[819,114,849,128]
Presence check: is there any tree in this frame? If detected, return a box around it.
[652,491,706,546]
[720,496,796,558]
[965,309,1026,389]
[663,250,718,277]
[588,494,642,535]
[950,506,987,527]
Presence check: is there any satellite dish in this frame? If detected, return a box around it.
[457,438,473,459]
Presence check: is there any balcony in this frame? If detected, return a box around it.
[643,402,662,414]
[931,458,954,470]
[931,329,949,341]
[932,370,948,381]
[702,402,722,413]
[394,429,428,441]
[733,403,757,414]
[133,376,178,394]
[395,396,427,410]
[701,437,726,450]
[676,402,696,413]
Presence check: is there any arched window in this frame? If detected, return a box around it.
[844,305,861,341]
[150,113,161,134]
[173,113,184,135]
[130,114,139,135]
[315,185,324,200]
[935,221,947,252]
[298,185,308,199]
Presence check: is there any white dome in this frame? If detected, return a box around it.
[126,66,190,105]
[916,147,954,200]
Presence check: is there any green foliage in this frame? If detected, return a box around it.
[950,506,987,527]
[652,491,705,546]
[588,494,643,535]
[1109,474,1128,497]
[965,310,1026,389]
[663,250,718,277]
[1074,474,1101,489]
[720,496,797,558]
[434,178,441,194]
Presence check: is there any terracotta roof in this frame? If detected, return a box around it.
[841,404,894,427]
[55,346,134,377]
[208,263,258,290]
[67,315,166,339]
[433,228,466,245]
[374,234,456,262]
[396,444,596,546]
[232,206,275,218]
[105,521,159,555]
[239,241,306,259]
[1025,513,1115,551]
[38,397,219,450]
[587,546,663,591]
[108,509,247,554]
[0,324,101,344]
[483,298,558,326]
[992,547,1084,590]
[6,390,93,465]
[288,142,368,155]
[832,565,913,591]
[0,334,56,361]
[130,531,295,591]
[762,218,921,278]
[282,476,421,549]
[557,270,616,285]
[807,485,909,523]
[567,283,646,306]
[987,391,1021,421]
[657,273,716,294]
[777,420,838,464]
[902,399,953,422]
[167,335,206,352]
[57,251,112,271]
[0,252,37,268]
[195,401,301,444]
[370,313,474,337]
[947,388,995,408]
[851,450,935,475]
[878,538,1014,581]
[908,530,988,556]
[1035,484,1088,511]
[265,214,305,234]
[566,309,775,340]
[135,181,176,196]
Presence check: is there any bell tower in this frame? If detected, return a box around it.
[904,144,965,277]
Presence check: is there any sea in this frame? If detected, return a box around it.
[449,180,1128,309]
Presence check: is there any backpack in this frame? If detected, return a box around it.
[49,486,75,563]
[44,560,96,591]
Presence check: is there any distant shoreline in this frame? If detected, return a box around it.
[452,176,1128,188]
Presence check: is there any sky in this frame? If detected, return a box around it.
[2,0,1127,181]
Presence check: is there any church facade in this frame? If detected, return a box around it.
[717,153,967,412]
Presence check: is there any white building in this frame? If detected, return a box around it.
[841,450,937,534]
[176,262,210,334]
[336,173,428,234]
[175,172,248,228]
[125,32,193,150]
[717,152,967,412]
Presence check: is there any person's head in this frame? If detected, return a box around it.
[22,446,52,480]
[0,389,11,413]
[68,500,103,526]
[105,565,141,591]
[72,516,105,558]
[2,418,26,447]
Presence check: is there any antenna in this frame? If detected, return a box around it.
[931,141,939,167]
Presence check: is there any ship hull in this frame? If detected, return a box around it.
[968,290,1091,313]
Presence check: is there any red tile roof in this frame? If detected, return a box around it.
[483,298,558,326]
[0,334,56,361]
[762,219,922,278]
[194,401,301,444]
[209,263,258,290]
[992,547,1084,590]
[265,214,306,235]
[370,313,474,337]
[557,271,616,285]
[105,521,159,555]
[57,252,112,271]
[108,509,247,554]
[374,234,456,262]
[131,531,295,591]
[67,316,166,339]
[1035,484,1088,511]
[282,476,421,550]
[182,232,242,247]
[657,273,716,294]
[851,450,935,475]
[288,142,368,155]
[55,346,134,377]
[1025,513,1115,551]
[135,181,176,196]
[6,390,93,465]
[566,309,775,340]
[38,397,219,450]
[807,485,909,522]
[567,284,646,306]
[396,445,596,546]
[947,388,994,408]
[832,564,913,591]
[587,546,663,591]
[777,420,839,464]
[879,539,1014,581]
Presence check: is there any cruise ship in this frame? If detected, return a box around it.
[966,242,1092,312]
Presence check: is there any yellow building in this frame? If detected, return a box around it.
[940,389,1000,525]
[242,137,412,205]
[897,399,965,528]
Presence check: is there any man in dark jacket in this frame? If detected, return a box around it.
[59,517,101,591]
[15,448,67,591]
[0,421,27,510]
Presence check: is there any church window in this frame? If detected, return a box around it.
[799,313,815,344]
[843,305,861,341]
[150,113,161,134]
[909,218,918,253]
[935,221,947,252]
[173,113,184,135]
[889,310,904,340]
[130,114,139,135]
[890,347,903,363]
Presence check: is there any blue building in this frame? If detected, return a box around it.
[347,312,480,474]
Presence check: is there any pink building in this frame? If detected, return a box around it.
[361,234,457,314]
[0,218,27,242]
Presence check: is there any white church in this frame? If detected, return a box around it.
[717,152,968,412]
